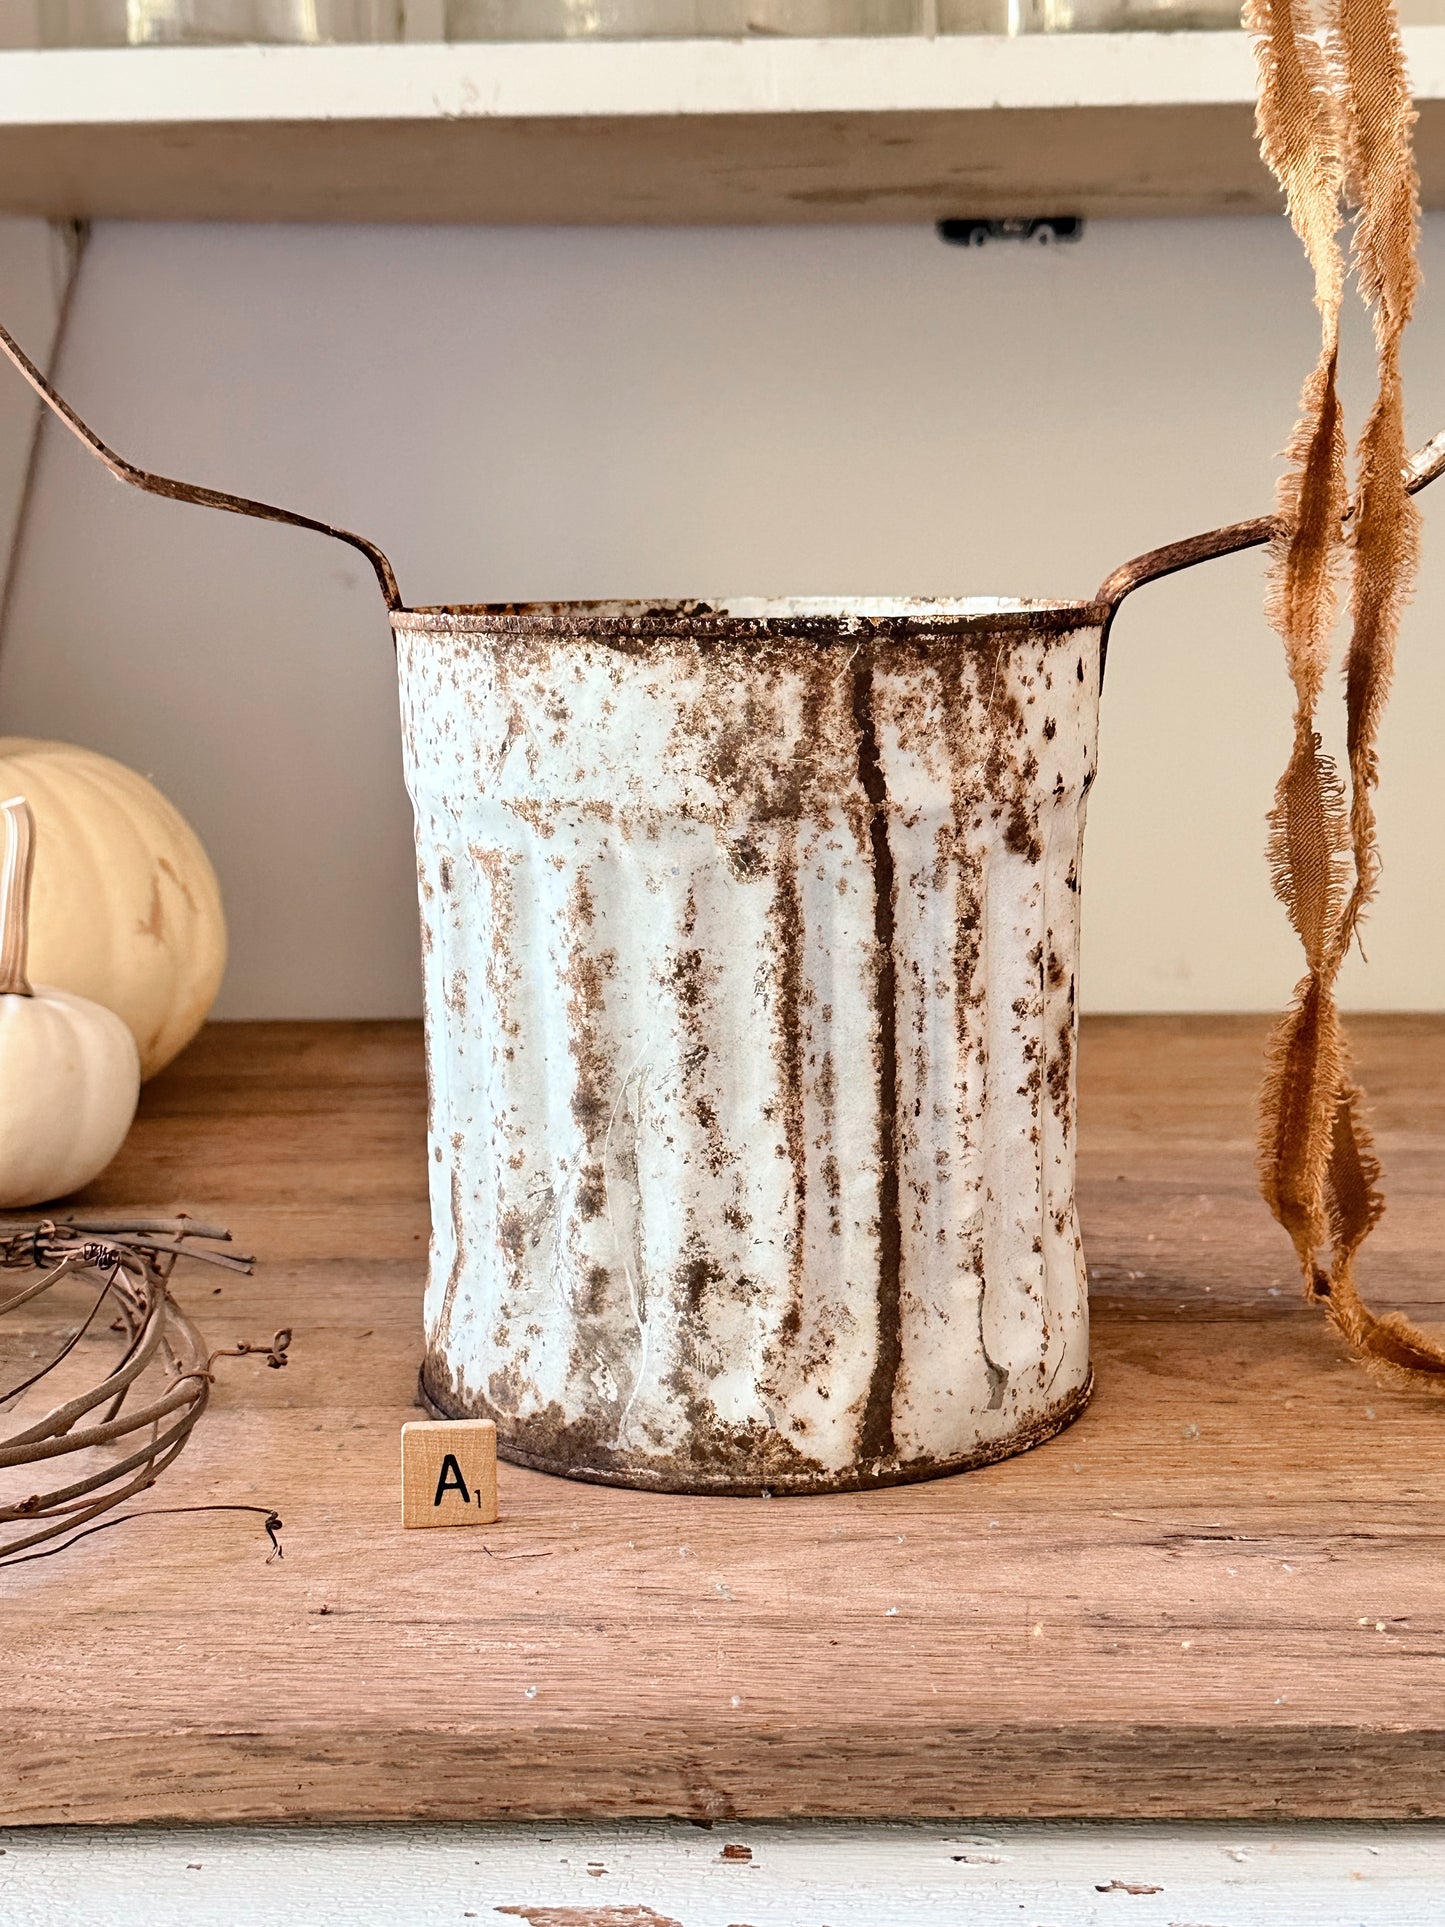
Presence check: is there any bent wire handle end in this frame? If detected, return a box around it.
[1096,424,1445,616]
[0,319,403,614]
[1094,513,1275,613]
[1404,425,1445,495]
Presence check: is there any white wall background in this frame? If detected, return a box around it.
[0,213,1442,1018]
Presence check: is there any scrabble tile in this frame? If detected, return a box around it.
[401,1419,498,1528]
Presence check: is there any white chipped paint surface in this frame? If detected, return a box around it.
[395,601,1098,1492]
[4,1820,1445,1926]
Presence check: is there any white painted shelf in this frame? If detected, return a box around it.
[0,29,1443,223]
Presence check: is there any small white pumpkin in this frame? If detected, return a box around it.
[0,796,140,1209]
[0,739,226,1080]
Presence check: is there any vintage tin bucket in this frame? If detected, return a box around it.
[399,595,1102,1492]
[6,326,1443,1494]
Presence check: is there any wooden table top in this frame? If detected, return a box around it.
[5,1015,1445,1826]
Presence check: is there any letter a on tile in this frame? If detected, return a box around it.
[434,1453,470,1505]
[401,1419,498,1528]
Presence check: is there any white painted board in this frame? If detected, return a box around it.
[3,1820,1445,1926]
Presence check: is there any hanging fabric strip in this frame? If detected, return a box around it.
[1247,0,1445,1383]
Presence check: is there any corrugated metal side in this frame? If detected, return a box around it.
[395,609,1098,1492]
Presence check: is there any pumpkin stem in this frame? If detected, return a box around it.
[0,794,35,997]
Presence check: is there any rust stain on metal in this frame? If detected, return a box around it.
[436,1162,466,1355]
[768,836,807,1350]
[398,598,1098,1494]
[851,657,903,1467]
[496,1909,685,1927]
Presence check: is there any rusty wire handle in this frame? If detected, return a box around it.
[1095,426,1445,611]
[0,320,403,612]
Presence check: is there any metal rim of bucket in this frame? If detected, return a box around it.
[390,596,1112,639]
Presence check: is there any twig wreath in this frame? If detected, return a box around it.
[0,1217,287,1567]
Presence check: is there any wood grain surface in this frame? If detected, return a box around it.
[4,1016,1445,1826]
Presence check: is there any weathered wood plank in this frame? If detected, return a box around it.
[4,1016,1444,1824]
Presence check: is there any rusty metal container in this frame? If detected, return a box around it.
[9,318,1443,1494]
[398,598,1098,1491]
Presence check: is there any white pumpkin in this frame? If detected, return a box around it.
[0,796,139,1209]
[0,739,225,1079]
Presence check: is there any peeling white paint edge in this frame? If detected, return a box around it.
[0,32,1325,128]
[4,1819,1445,1927]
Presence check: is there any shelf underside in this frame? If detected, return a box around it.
[0,102,1298,223]
[0,33,1442,221]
